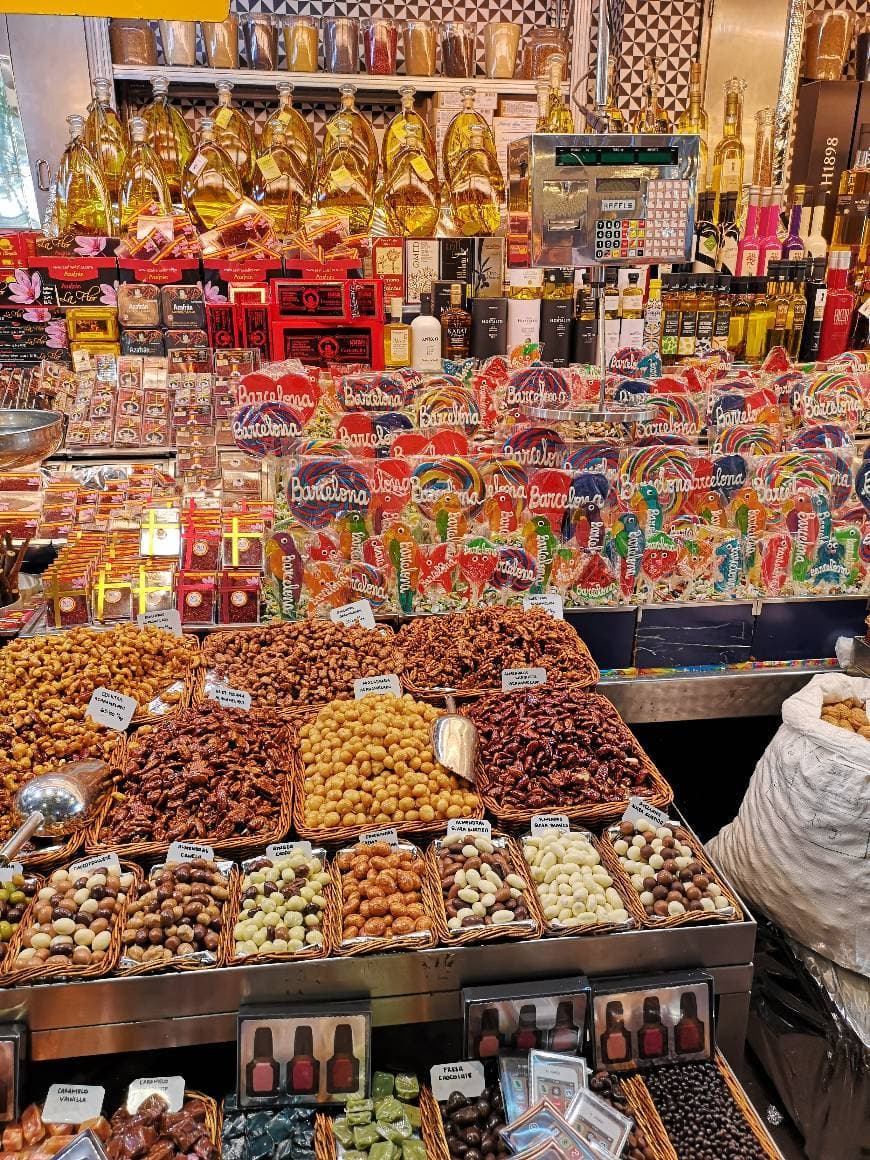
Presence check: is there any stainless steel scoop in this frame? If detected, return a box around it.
[431,691,478,783]
[0,761,109,865]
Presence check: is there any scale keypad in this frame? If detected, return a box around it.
[592,178,691,260]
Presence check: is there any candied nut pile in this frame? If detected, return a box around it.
[467,688,655,811]
[233,849,330,958]
[436,832,532,933]
[522,828,630,929]
[611,820,735,920]
[99,705,287,846]
[821,697,870,738]
[107,1094,218,1160]
[336,841,432,943]
[0,871,37,948]
[398,607,598,691]
[203,620,402,708]
[588,1072,655,1160]
[121,858,230,966]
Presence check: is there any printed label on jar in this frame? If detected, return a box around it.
[137,608,182,636]
[70,852,122,875]
[87,687,137,731]
[501,667,547,691]
[522,593,564,619]
[353,673,401,699]
[208,684,252,711]
[358,827,399,846]
[430,1062,485,1103]
[0,862,23,884]
[530,814,570,834]
[127,1077,185,1114]
[621,796,673,831]
[42,1085,105,1125]
[166,841,215,865]
[330,599,376,630]
[446,818,492,838]
[266,841,313,861]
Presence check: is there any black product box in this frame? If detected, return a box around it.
[160,284,206,329]
[463,978,590,1061]
[540,300,573,366]
[121,329,165,357]
[238,1001,370,1109]
[471,297,508,358]
[790,80,861,240]
[274,323,375,367]
[590,971,714,1073]
[272,280,345,319]
[440,238,474,285]
[0,1022,25,1121]
[432,279,468,320]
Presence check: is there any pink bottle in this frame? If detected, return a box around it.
[757,186,784,277]
[818,250,855,361]
[735,185,761,275]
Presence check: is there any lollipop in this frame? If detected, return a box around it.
[286,458,371,529]
[637,394,702,439]
[232,401,304,458]
[799,371,864,429]
[619,445,698,521]
[502,426,568,469]
[416,379,481,436]
[714,424,781,456]
[347,562,391,609]
[489,546,538,592]
[338,372,414,411]
[788,424,852,451]
[565,443,620,474]
[506,367,571,414]
[411,455,485,520]
[292,438,349,458]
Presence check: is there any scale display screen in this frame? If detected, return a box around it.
[554,146,680,167]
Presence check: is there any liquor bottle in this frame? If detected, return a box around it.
[382,86,436,177]
[752,106,774,187]
[818,250,855,361]
[448,123,503,237]
[632,54,671,133]
[758,187,784,276]
[54,114,113,236]
[411,293,442,371]
[252,127,311,234]
[142,76,193,203]
[694,192,718,270]
[713,272,732,350]
[744,277,772,361]
[782,187,806,259]
[118,116,171,231]
[383,122,440,238]
[541,54,574,133]
[508,269,542,352]
[602,268,621,359]
[765,262,791,353]
[443,87,498,184]
[711,78,746,222]
[543,268,574,300]
[383,298,411,367]
[324,85,379,189]
[441,283,472,359]
[788,262,808,358]
[260,82,316,189]
[677,275,699,358]
[727,278,752,358]
[848,270,870,351]
[603,56,628,132]
[799,257,828,361]
[802,195,829,261]
[315,122,374,235]
[211,80,257,191]
[535,80,551,132]
[83,77,127,231]
[717,193,740,274]
[660,274,682,363]
[695,273,718,352]
[540,298,572,365]
[181,117,245,231]
[735,185,761,275]
[571,285,599,363]
[677,60,709,191]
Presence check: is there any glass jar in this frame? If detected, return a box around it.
[403,20,438,76]
[242,13,278,70]
[202,14,240,69]
[521,26,569,80]
[283,15,319,72]
[109,18,157,66]
[484,21,520,78]
[442,21,476,78]
[805,12,854,80]
[363,18,398,75]
[323,16,359,74]
[159,20,196,66]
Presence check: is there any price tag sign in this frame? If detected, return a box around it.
[354,674,401,699]
[126,1077,185,1114]
[70,852,121,875]
[166,841,214,864]
[87,687,137,731]
[42,1085,105,1125]
[330,599,376,629]
[523,593,564,619]
[266,841,312,860]
[0,862,23,883]
[430,1062,485,1103]
[501,668,547,691]
[621,796,673,831]
[530,814,570,834]
[359,828,399,846]
[208,684,252,711]
[137,609,182,636]
[446,818,492,839]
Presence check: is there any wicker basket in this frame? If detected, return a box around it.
[288,710,483,846]
[16,830,88,874]
[130,631,201,725]
[715,1050,785,1160]
[327,840,436,957]
[0,859,143,987]
[467,692,673,828]
[223,846,336,967]
[424,833,542,946]
[0,871,41,976]
[598,820,744,929]
[115,859,238,976]
[517,826,637,939]
[85,711,294,862]
[620,1075,679,1160]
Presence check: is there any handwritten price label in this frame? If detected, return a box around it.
[87,687,137,731]
[501,668,547,691]
[523,593,564,619]
[359,828,399,847]
[208,684,251,711]
[137,609,182,636]
[330,599,376,629]
[43,1085,105,1125]
[166,841,214,865]
[354,674,401,698]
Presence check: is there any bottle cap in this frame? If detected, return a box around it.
[253,1026,274,1057]
[294,1025,314,1056]
[334,1023,354,1054]
[390,297,403,320]
[419,293,432,315]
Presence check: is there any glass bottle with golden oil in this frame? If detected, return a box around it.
[211,80,257,191]
[382,86,437,177]
[541,54,574,133]
[141,76,192,204]
[83,77,127,231]
[448,122,503,237]
[118,116,171,230]
[252,126,311,235]
[315,121,374,235]
[632,53,672,133]
[711,77,746,222]
[383,297,411,368]
[677,61,708,192]
[260,81,316,186]
[54,114,113,236]
[535,80,551,131]
[744,276,772,361]
[383,121,440,237]
[181,116,245,231]
[324,85,379,191]
[443,86,498,184]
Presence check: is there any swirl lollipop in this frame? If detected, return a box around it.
[287,458,371,529]
[411,455,485,521]
[714,424,781,457]
[502,426,568,469]
[416,379,481,436]
[506,367,571,415]
[788,424,852,451]
[489,546,538,592]
[565,443,620,474]
[638,395,702,439]
[619,445,698,522]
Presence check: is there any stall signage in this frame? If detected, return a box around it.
[354,674,401,698]
[127,1078,185,1114]
[43,1085,104,1125]
[87,688,136,731]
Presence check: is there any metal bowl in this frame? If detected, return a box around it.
[0,409,64,469]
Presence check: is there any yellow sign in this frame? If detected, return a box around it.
[2,0,228,18]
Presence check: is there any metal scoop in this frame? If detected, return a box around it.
[0,761,109,865]
[431,691,478,783]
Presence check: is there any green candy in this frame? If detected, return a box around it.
[331,1119,354,1149]
[374,1096,404,1124]
[400,1141,427,1160]
[352,1124,381,1150]
[377,1118,412,1143]
[393,1074,419,1102]
[399,1104,421,1129]
[368,1144,398,1160]
[372,1072,395,1101]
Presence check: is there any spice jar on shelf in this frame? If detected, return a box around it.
[442,20,476,78]
[484,21,521,78]
[403,19,438,76]
[522,25,569,79]
[242,13,279,69]
[159,20,196,66]
[283,15,319,72]
[323,16,359,74]
[109,18,158,66]
[363,17,398,75]
[203,13,240,68]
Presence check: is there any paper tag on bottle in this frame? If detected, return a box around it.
[70,852,122,876]
[354,674,401,699]
[621,796,673,831]
[214,106,233,129]
[137,609,182,636]
[208,683,251,711]
[166,841,215,865]
[410,154,435,182]
[187,152,207,178]
[501,667,547,691]
[257,154,282,182]
[530,814,570,834]
[330,599,376,629]
[42,1085,105,1125]
[266,841,312,860]
[523,593,564,618]
[359,827,399,846]
[0,863,23,883]
[430,1062,485,1103]
[332,164,355,193]
[859,297,870,320]
[126,1077,185,1114]
[446,818,491,838]
[86,687,137,731]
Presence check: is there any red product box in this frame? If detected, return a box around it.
[270,319,382,369]
[372,237,404,309]
[23,257,118,308]
[202,258,283,300]
[116,257,202,285]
